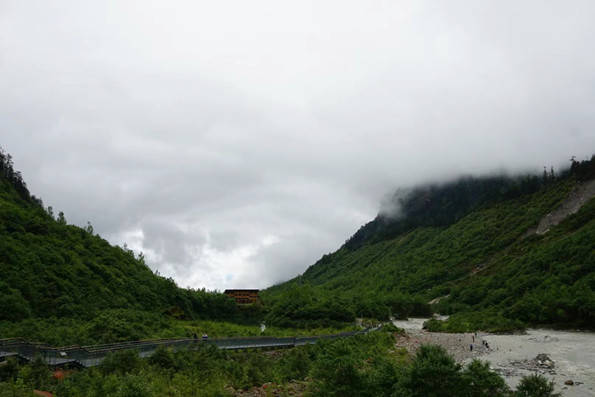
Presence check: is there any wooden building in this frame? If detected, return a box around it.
[224,289,260,305]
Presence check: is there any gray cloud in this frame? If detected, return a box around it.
[1,0,594,290]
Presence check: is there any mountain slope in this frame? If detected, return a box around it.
[264,157,595,330]
[0,148,238,326]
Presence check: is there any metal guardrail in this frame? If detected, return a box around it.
[0,327,378,368]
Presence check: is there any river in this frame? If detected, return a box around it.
[392,318,595,396]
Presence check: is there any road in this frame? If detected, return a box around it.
[0,328,373,368]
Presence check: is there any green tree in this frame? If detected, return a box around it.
[395,345,466,397]
[18,356,51,390]
[0,283,31,322]
[462,359,510,397]
[310,339,367,397]
[148,346,177,370]
[515,374,560,397]
[57,211,67,225]
[100,350,142,375]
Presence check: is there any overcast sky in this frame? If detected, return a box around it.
[1,1,594,291]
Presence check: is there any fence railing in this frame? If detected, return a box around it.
[0,327,377,368]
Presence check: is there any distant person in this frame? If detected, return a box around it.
[193,332,198,340]
[470,344,473,351]
[202,333,208,341]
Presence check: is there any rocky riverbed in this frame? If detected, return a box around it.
[393,328,491,362]
[393,318,595,397]
[480,329,595,397]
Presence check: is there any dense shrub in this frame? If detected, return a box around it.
[462,360,510,397]
[395,345,465,397]
[514,374,560,397]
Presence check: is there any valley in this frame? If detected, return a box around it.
[1,150,593,396]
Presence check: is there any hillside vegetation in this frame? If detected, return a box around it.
[264,157,595,331]
[0,148,248,343]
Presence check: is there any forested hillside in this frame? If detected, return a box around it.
[2,147,594,342]
[0,148,242,342]
[264,156,595,331]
